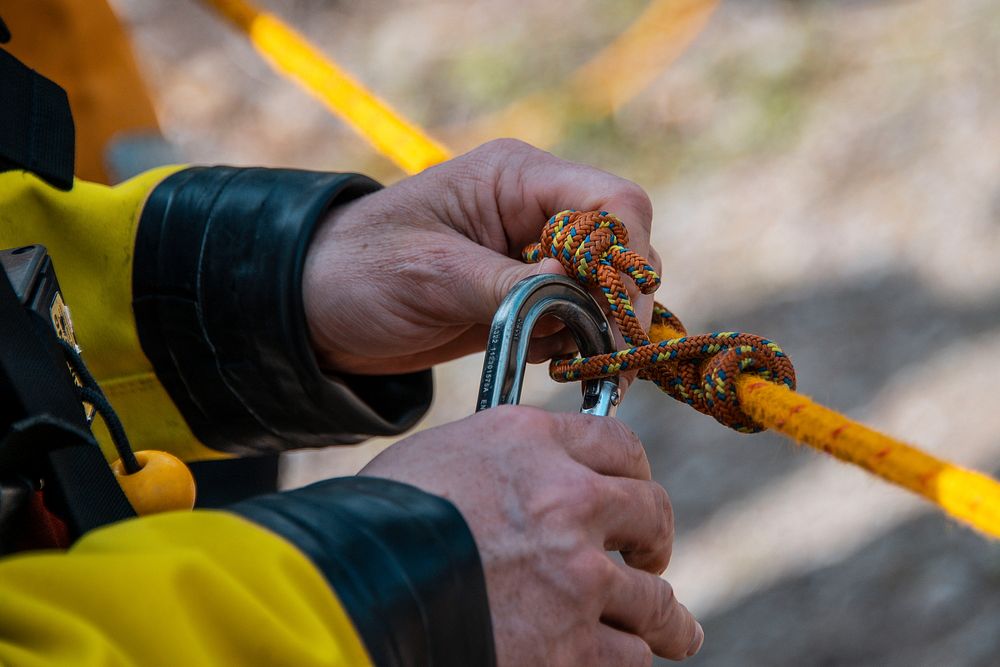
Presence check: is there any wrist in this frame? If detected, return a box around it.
[302,196,365,373]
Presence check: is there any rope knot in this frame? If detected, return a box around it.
[524,209,661,345]
[525,209,797,433]
[524,210,661,294]
[638,307,796,432]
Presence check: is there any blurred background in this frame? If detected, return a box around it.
[111,0,1000,664]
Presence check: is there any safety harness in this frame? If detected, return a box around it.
[0,247,135,551]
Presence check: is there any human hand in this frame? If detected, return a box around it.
[304,139,659,374]
[359,406,703,665]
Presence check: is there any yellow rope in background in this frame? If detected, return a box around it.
[462,0,720,148]
[201,0,719,168]
[201,0,451,174]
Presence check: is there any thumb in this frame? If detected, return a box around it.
[467,253,566,325]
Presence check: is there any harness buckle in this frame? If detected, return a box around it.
[477,274,620,417]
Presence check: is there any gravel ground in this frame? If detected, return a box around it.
[113,0,1000,663]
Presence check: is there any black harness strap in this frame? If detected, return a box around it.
[0,48,75,190]
[0,270,134,541]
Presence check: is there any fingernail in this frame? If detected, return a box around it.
[686,622,705,657]
[535,257,565,275]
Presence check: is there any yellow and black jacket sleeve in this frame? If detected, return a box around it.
[133,166,432,455]
[230,478,495,666]
[0,478,495,666]
[0,510,377,666]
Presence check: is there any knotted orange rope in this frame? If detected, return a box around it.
[524,209,1000,539]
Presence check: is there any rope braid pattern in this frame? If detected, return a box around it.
[524,209,1000,538]
[523,210,796,433]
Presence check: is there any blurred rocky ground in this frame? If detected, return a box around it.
[112,0,1000,663]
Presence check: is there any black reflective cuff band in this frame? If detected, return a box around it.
[229,477,496,667]
[133,166,432,454]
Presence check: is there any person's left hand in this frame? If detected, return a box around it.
[303,138,660,375]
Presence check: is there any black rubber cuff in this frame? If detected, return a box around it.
[229,477,496,667]
[133,167,432,454]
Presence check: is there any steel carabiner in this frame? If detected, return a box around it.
[476,274,621,416]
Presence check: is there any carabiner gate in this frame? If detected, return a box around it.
[477,274,620,417]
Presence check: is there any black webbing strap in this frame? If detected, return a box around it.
[0,48,75,190]
[0,271,134,539]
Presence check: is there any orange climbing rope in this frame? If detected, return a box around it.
[525,210,1000,539]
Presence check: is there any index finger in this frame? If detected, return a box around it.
[485,140,655,255]
[551,413,652,481]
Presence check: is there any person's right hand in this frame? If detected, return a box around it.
[359,406,703,665]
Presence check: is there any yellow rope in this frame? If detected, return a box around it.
[652,313,1000,539]
[733,376,1000,538]
[201,0,451,174]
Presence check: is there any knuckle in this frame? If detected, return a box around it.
[620,428,650,473]
[487,404,554,435]
[566,549,616,594]
[525,468,600,529]
[605,416,639,446]
[648,580,680,635]
[456,138,536,189]
[630,641,654,667]
[552,411,598,438]
[605,418,650,475]
[619,181,653,223]
[555,413,618,452]
[644,483,674,573]
[566,472,605,519]
[480,137,534,158]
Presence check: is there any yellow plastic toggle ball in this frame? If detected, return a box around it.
[111,450,197,515]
